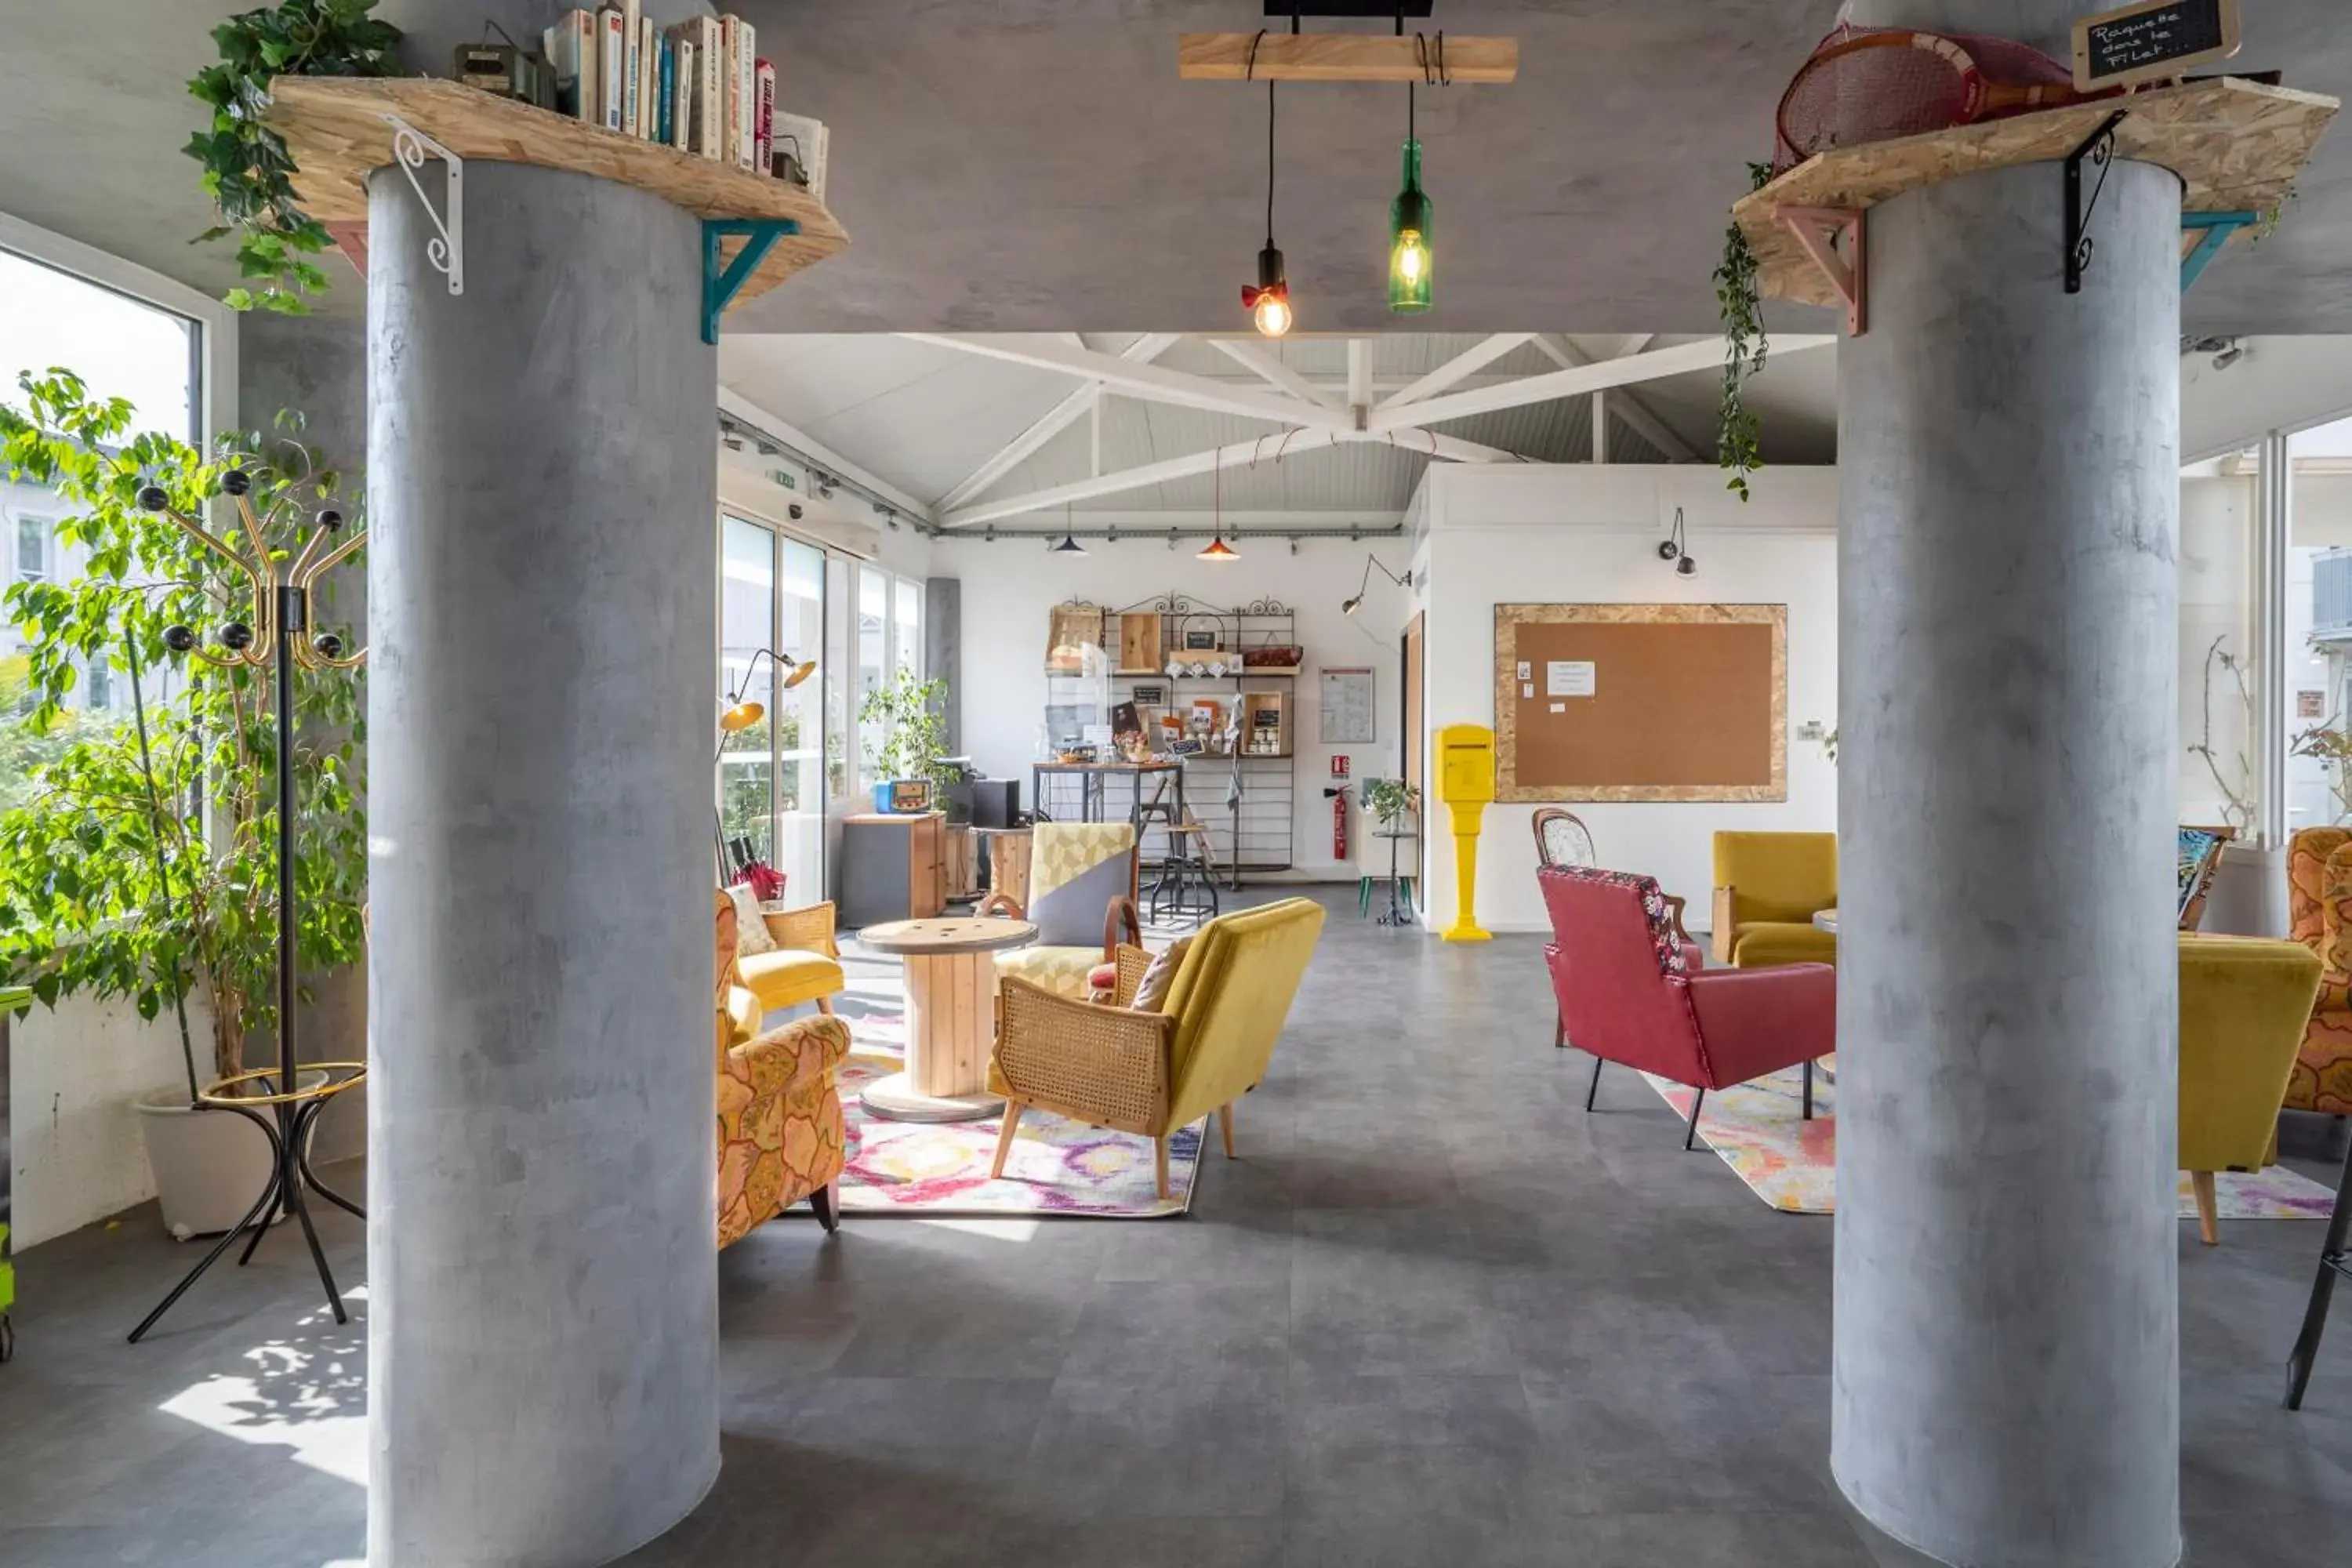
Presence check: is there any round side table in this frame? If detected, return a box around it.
[858,916,1037,1123]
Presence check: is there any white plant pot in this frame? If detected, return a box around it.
[133,1075,322,1241]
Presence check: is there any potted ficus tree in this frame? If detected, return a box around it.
[0,370,367,1237]
[858,668,950,813]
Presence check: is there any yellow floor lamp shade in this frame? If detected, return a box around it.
[1436,724,1494,942]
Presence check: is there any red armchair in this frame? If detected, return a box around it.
[1539,864,1834,1148]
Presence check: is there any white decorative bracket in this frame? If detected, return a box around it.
[384,113,463,296]
[1773,206,1865,337]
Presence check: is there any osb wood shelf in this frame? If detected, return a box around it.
[267,75,849,304]
[1734,77,2336,310]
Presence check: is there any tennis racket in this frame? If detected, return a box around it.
[1777,29,2116,162]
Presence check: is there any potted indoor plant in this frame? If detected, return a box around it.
[0,371,368,1236]
[1359,776,1420,834]
[858,668,949,813]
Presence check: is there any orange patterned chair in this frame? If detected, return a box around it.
[715,890,849,1245]
[2285,829,2352,1116]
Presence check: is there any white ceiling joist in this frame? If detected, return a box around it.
[717,387,940,527]
[901,332,1334,430]
[1210,339,1338,409]
[932,332,1179,511]
[944,430,1348,528]
[1530,334,1702,462]
[1369,336,1834,432]
[1347,339,1373,415]
[1379,332,1537,412]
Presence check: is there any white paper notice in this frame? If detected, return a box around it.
[1515,660,1531,681]
[1522,682,1534,699]
[1548,702,1566,713]
[1545,659,1595,698]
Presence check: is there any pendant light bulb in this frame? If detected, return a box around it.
[1052,506,1087,556]
[1388,85,1433,314]
[1243,84,1295,338]
[1198,535,1240,561]
[1200,462,1239,560]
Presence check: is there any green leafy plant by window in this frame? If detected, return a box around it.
[0,370,368,1092]
[859,668,950,786]
[186,0,402,314]
[1715,162,1773,501]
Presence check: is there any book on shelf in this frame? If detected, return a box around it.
[666,16,723,158]
[725,16,758,169]
[769,108,828,201]
[657,31,675,146]
[622,0,643,136]
[672,38,694,151]
[641,16,658,140]
[543,9,597,122]
[754,60,775,176]
[597,7,624,131]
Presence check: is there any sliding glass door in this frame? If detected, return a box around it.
[717,515,829,905]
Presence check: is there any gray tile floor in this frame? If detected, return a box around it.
[4,887,2350,1566]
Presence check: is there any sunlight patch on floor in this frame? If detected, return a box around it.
[157,1287,369,1488]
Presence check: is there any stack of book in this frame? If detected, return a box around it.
[541,3,822,190]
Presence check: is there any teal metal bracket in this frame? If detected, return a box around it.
[702,219,801,345]
[2181,211,2261,293]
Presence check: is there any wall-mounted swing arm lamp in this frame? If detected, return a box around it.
[718,645,818,753]
[1341,553,1414,615]
[1657,506,1697,576]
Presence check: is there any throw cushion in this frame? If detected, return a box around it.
[1029,850,1131,946]
[727,884,776,956]
[1129,935,1195,1014]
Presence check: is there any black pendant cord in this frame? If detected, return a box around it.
[129,588,363,1345]
[1265,82,1276,249]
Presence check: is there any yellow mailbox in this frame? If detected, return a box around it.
[1434,723,1494,942]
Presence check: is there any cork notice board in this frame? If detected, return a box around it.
[1494,604,1786,803]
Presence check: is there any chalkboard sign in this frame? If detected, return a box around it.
[2072,0,2241,91]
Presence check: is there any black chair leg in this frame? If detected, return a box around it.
[2285,1127,2352,1410]
[1684,1087,1707,1151]
[1802,1058,1815,1121]
[1555,1011,1566,1050]
[808,1181,841,1235]
[1584,1055,1602,1112]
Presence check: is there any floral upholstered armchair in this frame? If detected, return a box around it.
[714,890,851,1244]
[2285,829,2352,1115]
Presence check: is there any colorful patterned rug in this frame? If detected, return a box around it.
[826,1009,1202,1218]
[1638,1066,2341,1222]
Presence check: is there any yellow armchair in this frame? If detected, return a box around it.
[1711,831,1838,969]
[2285,828,2352,1115]
[2180,933,2324,1244]
[715,891,848,1245]
[989,898,1325,1198]
[728,894,846,1020]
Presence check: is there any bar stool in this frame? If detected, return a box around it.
[1148,817,1219,927]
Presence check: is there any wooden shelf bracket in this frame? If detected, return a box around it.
[385,114,463,296]
[701,219,802,344]
[2180,209,2263,291]
[1773,207,1866,336]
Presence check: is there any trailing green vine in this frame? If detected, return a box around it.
[185,0,402,314]
[1715,162,1773,501]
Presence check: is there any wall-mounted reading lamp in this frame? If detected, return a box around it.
[1341,554,1414,615]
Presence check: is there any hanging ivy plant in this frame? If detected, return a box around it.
[1715,162,1774,501]
[185,0,402,315]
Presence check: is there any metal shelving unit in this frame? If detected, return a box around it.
[1035,595,1298,886]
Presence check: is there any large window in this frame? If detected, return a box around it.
[717,515,831,903]
[0,229,216,808]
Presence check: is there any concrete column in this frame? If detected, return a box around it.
[926,575,961,754]
[366,161,718,1565]
[1835,152,2182,1566]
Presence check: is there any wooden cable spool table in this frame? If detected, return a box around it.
[858,917,1037,1123]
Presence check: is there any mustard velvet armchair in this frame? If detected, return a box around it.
[725,891,847,1020]
[1710,832,1838,968]
[2285,828,2352,1116]
[989,898,1325,1198]
[2180,933,2325,1245]
[715,891,849,1245]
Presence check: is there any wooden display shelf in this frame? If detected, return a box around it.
[1734,78,2336,311]
[267,75,849,305]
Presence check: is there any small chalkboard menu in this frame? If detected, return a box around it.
[2072,0,2241,91]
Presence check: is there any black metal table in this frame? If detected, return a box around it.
[1374,826,1419,927]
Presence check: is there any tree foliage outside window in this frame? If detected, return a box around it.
[0,370,367,1091]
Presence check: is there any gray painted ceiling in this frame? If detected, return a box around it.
[5,1,2346,336]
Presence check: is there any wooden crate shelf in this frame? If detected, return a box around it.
[1734,77,2336,311]
[267,75,849,307]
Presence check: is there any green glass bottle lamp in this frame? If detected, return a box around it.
[1388,137,1433,314]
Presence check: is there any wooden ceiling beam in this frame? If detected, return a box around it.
[1178,33,1518,84]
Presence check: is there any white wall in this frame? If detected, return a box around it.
[10,993,208,1247]
[2179,470,2257,828]
[1416,463,1841,935]
[938,535,1417,880]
